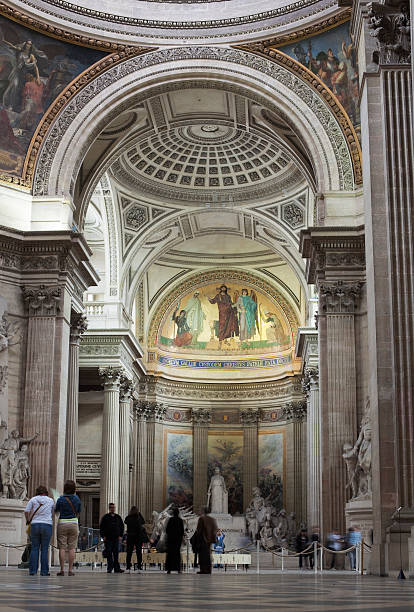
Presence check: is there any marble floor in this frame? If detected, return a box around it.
[1,569,414,612]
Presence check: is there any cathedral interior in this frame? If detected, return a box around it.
[0,0,413,592]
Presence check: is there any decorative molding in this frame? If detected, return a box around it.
[165,407,192,423]
[0,2,141,50]
[21,284,61,316]
[31,46,359,198]
[368,3,411,65]
[319,280,362,314]
[192,407,211,425]
[281,400,307,421]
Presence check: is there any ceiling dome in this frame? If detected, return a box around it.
[113,124,303,204]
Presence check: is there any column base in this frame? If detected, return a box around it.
[0,499,27,565]
[385,508,414,576]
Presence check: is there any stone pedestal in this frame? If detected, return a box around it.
[0,499,26,565]
[345,497,373,542]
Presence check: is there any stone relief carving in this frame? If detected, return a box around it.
[281,400,307,421]
[124,205,148,231]
[240,406,259,425]
[0,366,8,395]
[325,252,366,268]
[21,285,62,317]
[319,280,362,314]
[0,313,21,353]
[20,256,58,271]
[0,425,38,500]
[281,202,305,229]
[343,399,372,500]
[368,2,411,65]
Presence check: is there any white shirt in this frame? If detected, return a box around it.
[25,495,55,525]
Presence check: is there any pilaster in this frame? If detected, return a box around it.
[192,407,211,514]
[282,401,307,525]
[119,377,134,520]
[240,407,259,512]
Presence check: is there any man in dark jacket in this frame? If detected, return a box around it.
[99,503,124,573]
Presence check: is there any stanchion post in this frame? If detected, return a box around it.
[281,546,285,572]
[6,546,9,568]
[360,538,364,575]
[256,539,260,574]
[320,544,323,572]
[314,541,317,573]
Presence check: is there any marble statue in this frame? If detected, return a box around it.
[0,425,37,499]
[260,514,276,550]
[0,313,20,353]
[245,487,265,541]
[342,400,372,500]
[151,504,196,552]
[207,467,228,514]
[273,508,289,546]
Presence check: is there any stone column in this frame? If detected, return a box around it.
[99,366,123,517]
[64,312,87,482]
[241,407,259,512]
[22,285,66,495]
[282,401,307,524]
[192,408,211,514]
[303,367,321,531]
[153,404,166,512]
[133,400,149,518]
[318,282,360,535]
[118,378,134,520]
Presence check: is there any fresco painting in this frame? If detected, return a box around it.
[160,281,291,354]
[278,21,360,134]
[165,431,193,507]
[0,16,106,177]
[208,431,243,514]
[258,431,284,512]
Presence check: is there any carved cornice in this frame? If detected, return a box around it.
[367,2,411,65]
[70,312,88,344]
[240,406,259,425]
[22,284,61,317]
[98,366,124,386]
[281,400,307,421]
[319,280,362,314]
[192,407,211,425]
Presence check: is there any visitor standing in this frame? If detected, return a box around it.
[25,485,54,576]
[165,507,184,574]
[124,506,145,572]
[55,480,81,576]
[327,528,343,570]
[346,526,361,570]
[195,507,218,574]
[99,503,124,573]
[309,526,320,569]
[296,528,310,569]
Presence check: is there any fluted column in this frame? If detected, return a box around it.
[22,285,64,496]
[241,407,258,511]
[192,408,211,514]
[283,401,307,524]
[99,367,123,517]
[318,281,360,534]
[145,403,165,516]
[64,312,87,481]
[119,378,134,520]
[303,367,321,531]
[133,401,149,518]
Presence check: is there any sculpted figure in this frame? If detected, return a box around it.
[260,515,276,550]
[343,441,358,499]
[0,427,37,499]
[273,509,289,546]
[207,467,228,514]
[245,487,265,541]
[342,399,372,499]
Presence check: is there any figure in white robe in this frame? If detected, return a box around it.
[207,467,228,514]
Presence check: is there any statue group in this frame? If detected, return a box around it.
[245,487,297,550]
[0,424,37,500]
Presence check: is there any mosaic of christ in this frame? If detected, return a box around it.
[159,282,292,354]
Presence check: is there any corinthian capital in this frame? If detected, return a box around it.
[302,366,319,396]
[240,407,259,426]
[99,366,123,387]
[192,407,211,425]
[282,400,307,422]
[120,377,135,401]
[319,281,362,314]
[22,285,61,317]
[70,312,88,343]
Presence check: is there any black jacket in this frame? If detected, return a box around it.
[100,512,124,540]
[124,513,145,535]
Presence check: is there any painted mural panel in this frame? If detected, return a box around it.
[159,281,291,355]
[0,16,106,178]
[208,431,243,514]
[278,21,360,134]
[258,431,284,512]
[165,430,193,507]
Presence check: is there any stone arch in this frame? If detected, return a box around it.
[30,46,361,215]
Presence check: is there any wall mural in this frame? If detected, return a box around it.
[164,430,193,507]
[278,21,360,135]
[0,15,106,178]
[208,431,243,514]
[159,281,292,355]
[258,431,285,512]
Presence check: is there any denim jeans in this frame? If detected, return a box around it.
[29,523,52,575]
